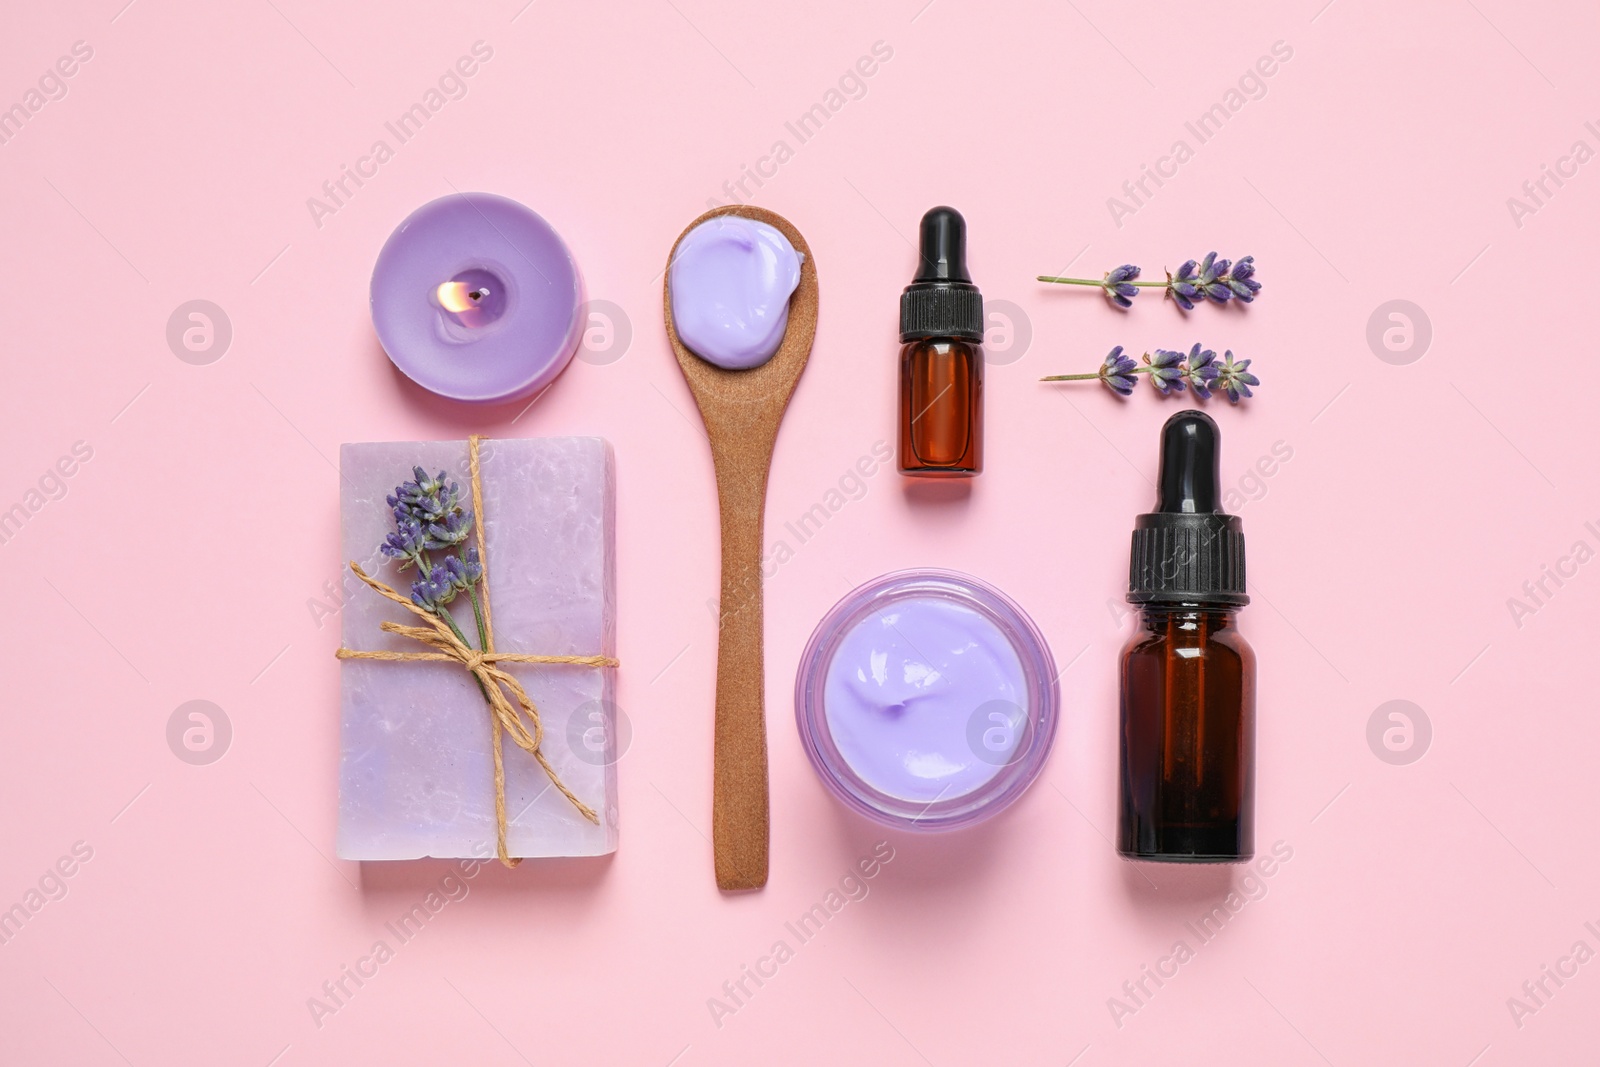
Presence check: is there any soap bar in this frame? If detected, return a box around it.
[337,437,617,860]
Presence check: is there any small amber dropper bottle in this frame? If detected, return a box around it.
[898,206,984,477]
[1118,410,1256,862]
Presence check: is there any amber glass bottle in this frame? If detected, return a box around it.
[1117,411,1255,862]
[898,207,984,477]
[900,339,982,474]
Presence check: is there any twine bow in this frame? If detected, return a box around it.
[336,435,617,868]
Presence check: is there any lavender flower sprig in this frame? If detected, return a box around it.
[1041,344,1259,402]
[1214,350,1259,401]
[1038,253,1261,310]
[379,466,488,651]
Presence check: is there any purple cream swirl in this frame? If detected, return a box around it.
[668,216,802,370]
[822,596,1027,803]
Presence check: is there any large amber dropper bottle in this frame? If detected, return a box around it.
[1118,410,1256,862]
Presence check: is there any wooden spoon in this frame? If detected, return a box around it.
[663,205,818,891]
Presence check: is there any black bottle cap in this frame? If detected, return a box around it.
[1128,410,1249,606]
[900,206,985,343]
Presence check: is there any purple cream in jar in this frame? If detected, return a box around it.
[795,570,1059,831]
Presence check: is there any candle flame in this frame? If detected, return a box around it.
[436,281,486,313]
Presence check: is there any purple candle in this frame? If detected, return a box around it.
[370,193,584,404]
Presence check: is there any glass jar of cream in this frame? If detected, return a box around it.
[795,570,1059,831]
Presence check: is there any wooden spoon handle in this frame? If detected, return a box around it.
[709,443,773,890]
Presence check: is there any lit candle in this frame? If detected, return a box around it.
[370,193,584,403]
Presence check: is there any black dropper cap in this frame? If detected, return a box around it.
[900,206,985,344]
[1127,410,1248,606]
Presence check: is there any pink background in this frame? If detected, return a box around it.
[2,1,1596,1063]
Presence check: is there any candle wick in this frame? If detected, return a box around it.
[469,288,490,302]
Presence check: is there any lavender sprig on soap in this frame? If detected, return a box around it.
[381,467,486,644]
[1037,253,1261,309]
[1042,345,1259,402]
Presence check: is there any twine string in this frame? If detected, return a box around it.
[336,435,616,868]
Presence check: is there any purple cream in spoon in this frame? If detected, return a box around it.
[668,216,802,370]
